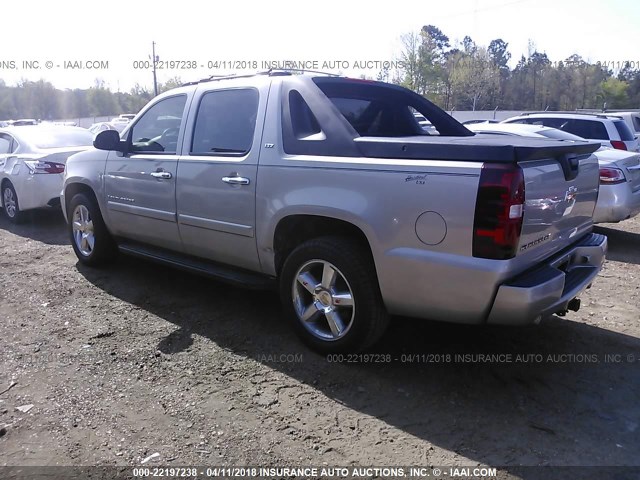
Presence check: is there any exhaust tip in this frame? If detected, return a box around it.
[567,298,581,312]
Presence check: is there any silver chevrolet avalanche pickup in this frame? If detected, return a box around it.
[62,71,607,353]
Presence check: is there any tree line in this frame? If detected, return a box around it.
[383,25,640,111]
[0,78,183,121]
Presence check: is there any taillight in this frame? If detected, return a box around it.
[610,140,627,150]
[24,160,65,174]
[473,164,525,260]
[599,167,626,185]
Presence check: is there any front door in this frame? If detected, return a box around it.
[104,94,189,252]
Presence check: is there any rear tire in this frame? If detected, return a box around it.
[2,182,24,224]
[68,193,117,266]
[280,236,389,353]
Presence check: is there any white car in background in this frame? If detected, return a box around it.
[0,125,93,223]
[503,112,639,152]
[468,123,640,224]
[88,122,121,134]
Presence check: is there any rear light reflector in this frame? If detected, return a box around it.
[24,160,65,174]
[599,167,626,185]
[473,163,525,260]
[611,140,627,150]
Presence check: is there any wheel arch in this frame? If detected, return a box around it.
[272,214,376,277]
[64,182,100,218]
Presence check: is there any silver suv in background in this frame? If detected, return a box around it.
[503,112,639,152]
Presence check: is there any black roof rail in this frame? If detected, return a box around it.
[265,68,341,77]
[181,68,341,87]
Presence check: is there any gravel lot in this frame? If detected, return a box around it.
[0,210,638,479]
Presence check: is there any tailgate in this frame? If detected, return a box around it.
[517,150,600,260]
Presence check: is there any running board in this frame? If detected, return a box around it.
[117,242,276,290]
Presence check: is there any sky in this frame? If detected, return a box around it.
[2,0,640,92]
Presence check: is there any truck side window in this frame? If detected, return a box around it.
[130,95,187,154]
[191,89,259,155]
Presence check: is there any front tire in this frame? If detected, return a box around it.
[68,193,117,266]
[280,236,389,353]
[2,182,24,224]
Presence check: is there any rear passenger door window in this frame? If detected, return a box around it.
[0,133,15,168]
[0,134,12,155]
[190,89,259,155]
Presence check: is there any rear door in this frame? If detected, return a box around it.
[104,94,189,252]
[175,79,267,272]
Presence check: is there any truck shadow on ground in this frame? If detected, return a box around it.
[594,225,640,266]
[78,255,640,477]
[0,209,68,246]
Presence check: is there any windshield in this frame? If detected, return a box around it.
[19,128,93,149]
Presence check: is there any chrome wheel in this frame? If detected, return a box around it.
[292,259,355,341]
[72,205,95,257]
[3,186,16,218]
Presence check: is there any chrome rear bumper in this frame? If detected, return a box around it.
[487,233,607,325]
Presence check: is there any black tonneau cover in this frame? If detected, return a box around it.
[354,135,601,162]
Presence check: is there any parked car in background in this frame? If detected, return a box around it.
[607,111,640,140]
[107,117,130,133]
[118,114,136,121]
[468,122,589,143]
[88,122,121,135]
[0,125,93,222]
[503,112,639,152]
[469,122,640,223]
[412,111,438,134]
[462,119,500,125]
[10,119,39,126]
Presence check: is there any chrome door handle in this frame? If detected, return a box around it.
[222,176,250,185]
[150,171,172,179]
[627,165,640,171]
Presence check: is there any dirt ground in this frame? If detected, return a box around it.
[0,210,638,479]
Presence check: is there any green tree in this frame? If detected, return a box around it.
[599,77,629,109]
[87,79,117,116]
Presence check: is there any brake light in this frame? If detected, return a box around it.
[24,160,65,174]
[610,140,627,150]
[473,164,525,260]
[599,167,626,185]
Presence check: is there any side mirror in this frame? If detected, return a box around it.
[94,130,125,151]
